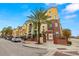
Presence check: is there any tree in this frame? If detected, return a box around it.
[27,8,49,44]
[1,27,7,37]
[1,26,13,37]
[5,26,13,36]
[62,29,71,40]
[46,20,52,30]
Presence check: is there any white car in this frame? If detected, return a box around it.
[12,37,22,42]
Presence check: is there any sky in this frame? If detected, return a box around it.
[0,3,79,36]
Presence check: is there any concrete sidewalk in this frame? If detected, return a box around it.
[22,39,79,56]
[23,41,57,50]
[23,41,78,50]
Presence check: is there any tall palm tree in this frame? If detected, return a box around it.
[27,8,49,44]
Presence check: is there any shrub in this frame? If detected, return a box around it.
[67,41,72,46]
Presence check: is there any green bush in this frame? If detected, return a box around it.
[67,41,72,46]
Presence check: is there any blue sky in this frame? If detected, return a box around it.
[0,3,79,36]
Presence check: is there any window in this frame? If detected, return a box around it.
[55,23,58,27]
[55,32,59,34]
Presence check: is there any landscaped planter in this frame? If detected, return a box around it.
[53,38,68,45]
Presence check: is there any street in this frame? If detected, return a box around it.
[0,38,48,56]
[0,37,79,56]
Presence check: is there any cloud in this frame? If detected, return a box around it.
[44,3,57,7]
[63,3,79,13]
[64,14,77,19]
[57,3,65,5]
[45,3,65,6]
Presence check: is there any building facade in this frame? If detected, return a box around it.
[12,7,68,45]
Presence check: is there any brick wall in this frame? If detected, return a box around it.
[53,38,68,45]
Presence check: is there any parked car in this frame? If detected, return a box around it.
[4,36,13,40]
[11,37,22,42]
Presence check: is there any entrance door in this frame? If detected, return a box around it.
[48,33,53,41]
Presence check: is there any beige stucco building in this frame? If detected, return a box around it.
[12,7,63,40]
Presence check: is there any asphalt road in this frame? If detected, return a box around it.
[0,38,48,56]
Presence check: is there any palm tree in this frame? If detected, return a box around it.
[27,8,49,44]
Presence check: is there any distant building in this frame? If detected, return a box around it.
[12,28,18,37]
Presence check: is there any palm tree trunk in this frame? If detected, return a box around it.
[43,32,46,43]
[37,21,40,44]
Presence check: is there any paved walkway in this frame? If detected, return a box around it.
[45,50,79,56]
[23,38,79,56]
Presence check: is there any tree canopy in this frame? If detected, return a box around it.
[1,26,13,37]
[62,29,71,39]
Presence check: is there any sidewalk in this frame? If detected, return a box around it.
[23,40,79,51]
[22,38,79,56]
[23,40,57,50]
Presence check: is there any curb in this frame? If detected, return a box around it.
[23,44,48,50]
